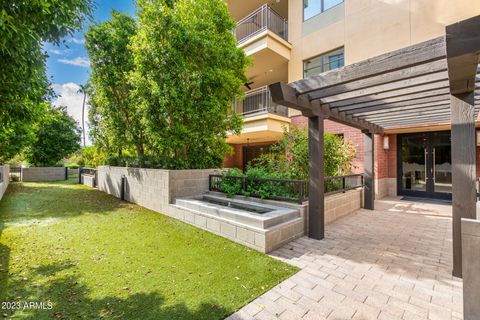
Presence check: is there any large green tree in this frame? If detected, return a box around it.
[129,0,248,169]
[85,11,146,157]
[24,105,81,167]
[0,0,93,162]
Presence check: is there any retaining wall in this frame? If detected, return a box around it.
[325,188,364,225]
[95,166,364,252]
[81,174,96,188]
[0,165,10,201]
[22,167,67,182]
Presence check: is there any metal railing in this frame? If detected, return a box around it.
[209,173,365,204]
[233,86,289,117]
[235,4,288,44]
[325,174,364,195]
[209,174,307,204]
[9,166,21,181]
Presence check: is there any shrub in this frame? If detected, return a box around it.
[250,126,356,180]
[80,146,108,168]
[218,168,243,197]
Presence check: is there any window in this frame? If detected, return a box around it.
[304,0,343,20]
[303,47,344,78]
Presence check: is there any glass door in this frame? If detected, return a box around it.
[399,134,428,195]
[398,131,452,199]
[431,132,452,196]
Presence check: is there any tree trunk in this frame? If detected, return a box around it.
[81,92,86,147]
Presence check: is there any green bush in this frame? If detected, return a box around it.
[250,126,356,180]
[218,168,243,197]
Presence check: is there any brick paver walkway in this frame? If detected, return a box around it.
[228,198,462,320]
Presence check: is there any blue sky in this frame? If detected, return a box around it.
[46,0,136,145]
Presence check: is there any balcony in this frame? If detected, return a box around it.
[233,86,288,118]
[234,5,288,45]
[227,86,290,145]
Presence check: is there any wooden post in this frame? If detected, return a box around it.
[308,115,324,239]
[363,132,375,210]
[451,91,477,278]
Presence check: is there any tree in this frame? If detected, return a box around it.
[249,126,356,180]
[24,105,81,167]
[85,11,146,157]
[78,84,87,147]
[129,0,248,169]
[0,0,92,162]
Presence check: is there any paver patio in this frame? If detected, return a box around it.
[228,197,463,320]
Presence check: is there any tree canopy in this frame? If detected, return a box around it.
[86,0,249,169]
[85,11,145,157]
[127,0,248,168]
[0,0,93,162]
[24,105,81,167]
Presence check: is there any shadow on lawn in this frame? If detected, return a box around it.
[0,180,130,229]
[1,261,232,320]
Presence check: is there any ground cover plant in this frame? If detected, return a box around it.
[0,179,297,319]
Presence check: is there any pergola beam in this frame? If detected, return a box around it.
[292,36,446,94]
[269,82,383,134]
[357,103,451,118]
[305,60,448,101]
[315,72,449,106]
[337,93,451,113]
[364,108,451,122]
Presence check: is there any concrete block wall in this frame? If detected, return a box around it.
[462,218,480,320]
[97,166,221,215]
[95,166,364,253]
[81,175,96,188]
[22,167,67,182]
[324,188,363,225]
[0,165,10,201]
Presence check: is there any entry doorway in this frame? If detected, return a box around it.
[397,131,452,199]
[242,144,273,172]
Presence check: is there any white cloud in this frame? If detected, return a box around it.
[58,56,90,68]
[51,82,91,146]
[69,37,86,44]
[49,48,72,55]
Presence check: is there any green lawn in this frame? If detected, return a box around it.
[0,179,298,319]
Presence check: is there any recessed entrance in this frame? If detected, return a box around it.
[397,131,452,199]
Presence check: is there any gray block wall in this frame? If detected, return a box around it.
[22,167,67,182]
[0,165,10,201]
[95,166,364,253]
[81,175,96,188]
[462,218,480,320]
[96,166,221,214]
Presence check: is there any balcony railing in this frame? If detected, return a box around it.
[235,4,288,44]
[233,86,289,118]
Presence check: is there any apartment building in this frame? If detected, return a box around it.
[223,0,480,200]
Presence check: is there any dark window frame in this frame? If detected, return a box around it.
[303,47,345,78]
[303,0,344,22]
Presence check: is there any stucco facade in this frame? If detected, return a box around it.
[224,0,480,199]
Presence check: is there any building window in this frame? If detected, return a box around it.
[304,0,343,21]
[303,47,344,78]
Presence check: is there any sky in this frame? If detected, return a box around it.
[45,0,136,145]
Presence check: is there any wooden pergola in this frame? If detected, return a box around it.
[270,15,480,278]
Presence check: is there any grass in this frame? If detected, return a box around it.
[0,179,298,319]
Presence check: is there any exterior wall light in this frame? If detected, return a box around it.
[383,136,389,150]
